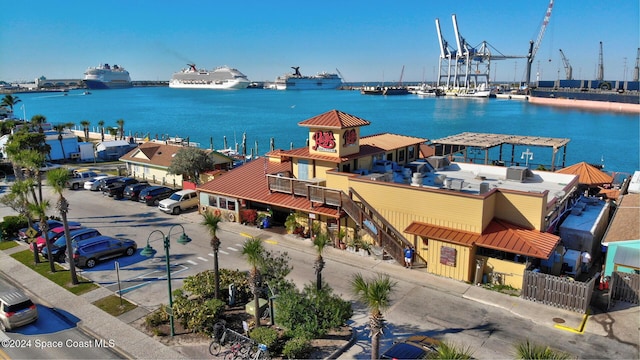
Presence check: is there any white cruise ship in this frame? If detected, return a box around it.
[83,63,132,89]
[274,67,342,90]
[169,64,250,90]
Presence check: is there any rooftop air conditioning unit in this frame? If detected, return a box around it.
[479,182,490,194]
[506,166,533,182]
[426,156,450,170]
[449,178,464,191]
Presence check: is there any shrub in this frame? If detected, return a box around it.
[145,305,170,328]
[240,209,257,225]
[249,326,279,351]
[282,337,312,360]
[275,283,352,338]
[172,289,225,335]
[0,215,27,240]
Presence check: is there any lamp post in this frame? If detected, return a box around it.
[521,148,534,168]
[140,224,191,337]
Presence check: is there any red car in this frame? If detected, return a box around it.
[30,226,83,252]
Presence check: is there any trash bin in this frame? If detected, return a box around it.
[262,217,270,229]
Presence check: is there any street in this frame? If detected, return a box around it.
[1,183,638,359]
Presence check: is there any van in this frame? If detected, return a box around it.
[158,189,198,215]
[72,236,137,268]
[0,287,38,331]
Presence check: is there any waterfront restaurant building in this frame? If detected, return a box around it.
[198,110,580,288]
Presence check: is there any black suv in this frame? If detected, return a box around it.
[123,183,151,201]
[96,176,123,192]
[102,177,140,199]
[138,186,176,206]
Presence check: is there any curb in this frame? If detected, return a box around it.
[326,326,357,360]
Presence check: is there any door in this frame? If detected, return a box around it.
[298,159,310,180]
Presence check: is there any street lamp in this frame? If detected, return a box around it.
[140,224,192,337]
[521,148,534,168]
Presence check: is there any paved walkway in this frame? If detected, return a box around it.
[1,215,638,359]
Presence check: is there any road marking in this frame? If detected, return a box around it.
[197,257,208,262]
[219,250,229,255]
[240,232,253,238]
[186,260,198,265]
[113,264,189,295]
[227,247,239,252]
[265,239,278,245]
[0,330,10,343]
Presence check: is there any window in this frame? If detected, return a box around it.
[408,146,415,160]
[386,153,393,161]
[398,149,405,162]
[227,199,236,211]
[219,198,227,209]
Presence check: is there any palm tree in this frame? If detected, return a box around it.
[98,120,105,141]
[1,94,21,116]
[116,119,125,140]
[52,124,67,160]
[202,211,223,299]
[19,149,46,205]
[351,273,397,360]
[80,120,90,141]
[47,168,78,284]
[9,179,39,263]
[30,114,46,133]
[312,230,330,291]
[107,127,118,139]
[241,237,265,327]
[28,200,55,273]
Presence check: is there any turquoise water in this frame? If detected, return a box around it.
[17,87,639,174]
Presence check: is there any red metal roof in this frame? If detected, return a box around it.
[298,109,371,129]
[405,219,560,259]
[197,158,340,218]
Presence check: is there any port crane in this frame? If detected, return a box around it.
[596,41,604,81]
[559,49,573,80]
[524,0,554,87]
[633,48,639,81]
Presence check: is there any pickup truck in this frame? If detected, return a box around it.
[66,171,100,190]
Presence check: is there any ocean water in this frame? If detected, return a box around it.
[16,87,639,175]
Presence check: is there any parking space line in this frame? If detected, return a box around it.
[227,247,239,252]
[197,257,208,262]
[186,260,198,265]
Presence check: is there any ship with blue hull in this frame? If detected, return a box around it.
[83,63,132,89]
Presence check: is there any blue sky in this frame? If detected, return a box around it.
[1,0,638,83]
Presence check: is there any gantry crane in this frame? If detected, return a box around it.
[596,41,604,81]
[559,49,573,80]
[525,0,554,87]
[634,48,640,82]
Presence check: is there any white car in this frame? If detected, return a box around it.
[158,189,198,215]
[84,175,110,190]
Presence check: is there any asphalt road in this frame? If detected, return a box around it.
[1,183,638,359]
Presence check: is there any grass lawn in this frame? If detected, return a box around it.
[93,295,137,317]
[11,249,98,295]
[0,240,19,250]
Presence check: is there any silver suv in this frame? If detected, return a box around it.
[0,287,38,331]
[158,189,198,215]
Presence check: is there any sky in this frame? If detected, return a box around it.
[1,0,638,83]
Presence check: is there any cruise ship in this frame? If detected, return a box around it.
[274,67,342,90]
[169,64,250,90]
[83,64,132,89]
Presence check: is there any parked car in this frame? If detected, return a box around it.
[123,183,151,201]
[139,186,176,206]
[66,171,100,190]
[83,174,110,190]
[380,335,441,359]
[30,225,83,252]
[94,176,123,192]
[158,189,199,215]
[18,219,81,241]
[0,287,38,331]
[102,177,140,199]
[41,228,102,262]
[72,236,137,268]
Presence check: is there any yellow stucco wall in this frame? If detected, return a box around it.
[427,239,475,282]
[307,127,362,158]
[494,191,547,230]
[347,179,487,234]
[128,164,182,187]
[477,255,526,289]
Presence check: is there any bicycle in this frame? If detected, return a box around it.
[223,341,253,360]
[209,321,229,356]
[249,343,270,360]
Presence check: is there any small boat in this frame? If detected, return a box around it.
[83,91,92,95]
[361,86,384,95]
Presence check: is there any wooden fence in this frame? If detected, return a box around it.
[521,270,597,313]
[609,272,640,309]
